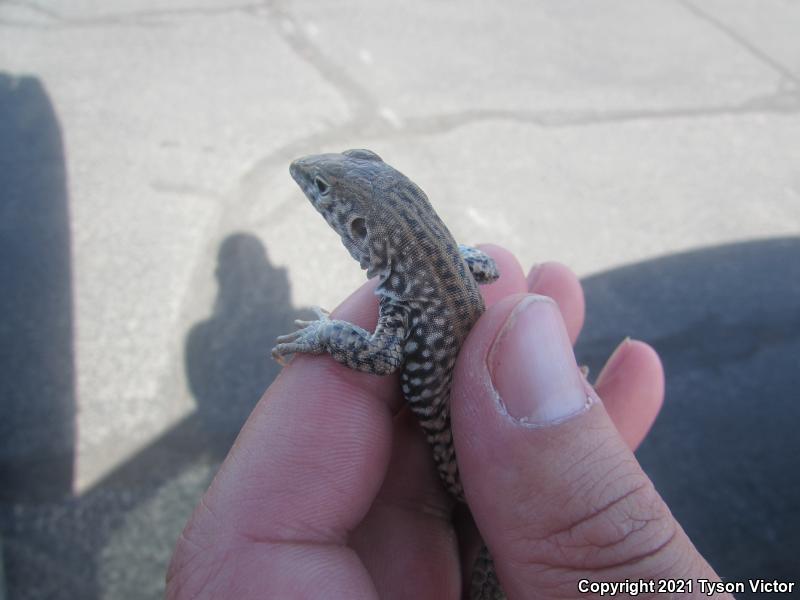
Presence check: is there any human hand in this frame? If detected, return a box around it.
[167,245,730,599]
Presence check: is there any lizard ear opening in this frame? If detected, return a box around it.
[349,217,368,242]
[343,149,383,162]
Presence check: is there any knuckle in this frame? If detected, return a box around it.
[540,469,678,573]
[499,465,683,597]
[503,449,681,589]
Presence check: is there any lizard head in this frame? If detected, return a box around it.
[289,149,388,277]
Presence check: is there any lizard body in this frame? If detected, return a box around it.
[273,149,503,598]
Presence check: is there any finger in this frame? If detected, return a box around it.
[476,244,527,307]
[595,338,664,450]
[527,261,585,344]
[168,279,395,598]
[452,294,727,598]
[349,409,461,598]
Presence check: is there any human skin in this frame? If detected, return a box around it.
[166,245,732,599]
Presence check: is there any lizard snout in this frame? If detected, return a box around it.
[288,158,305,183]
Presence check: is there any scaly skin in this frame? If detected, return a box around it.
[272,149,503,598]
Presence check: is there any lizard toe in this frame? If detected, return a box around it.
[275,330,303,343]
[311,306,331,319]
[293,319,317,327]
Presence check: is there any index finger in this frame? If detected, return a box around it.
[192,278,399,543]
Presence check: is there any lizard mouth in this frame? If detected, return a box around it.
[289,161,312,195]
[288,159,307,192]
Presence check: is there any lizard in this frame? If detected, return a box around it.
[272,149,505,599]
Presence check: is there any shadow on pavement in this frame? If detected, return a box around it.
[0,74,75,501]
[0,73,76,598]
[576,236,800,591]
[92,232,312,490]
[1,223,313,598]
[185,232,314,444]
[72,233,314,598]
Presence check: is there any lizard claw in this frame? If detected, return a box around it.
[271,346,292,366]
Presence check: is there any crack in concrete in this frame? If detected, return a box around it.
[267,1,378,117]
[0,0,266,28]
[399,91,800,132]
[244,89,800,233]
[240,84,800,214]
[150,180,221,199]
[238,0,800,201]
[677,0,800,85]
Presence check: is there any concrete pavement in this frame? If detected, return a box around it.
[1,0,798,597]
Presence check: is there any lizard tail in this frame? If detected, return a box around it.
[470,544,506,599]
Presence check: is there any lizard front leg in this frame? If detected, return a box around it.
[272,302,407,375]
[459,244,500,284]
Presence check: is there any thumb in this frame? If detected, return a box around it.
[452,294,727,598]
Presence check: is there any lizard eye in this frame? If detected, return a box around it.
[349,217,367,241]
[314,176,330,196]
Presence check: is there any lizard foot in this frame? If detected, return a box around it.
[271,306,331,365]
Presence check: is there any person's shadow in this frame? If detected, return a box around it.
[89,232,315,488]
[185,233,315,448]
[29,233,316,600]
[1,214,314,598]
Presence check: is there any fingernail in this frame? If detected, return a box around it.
[526,263,544,290]
[594,337,631,389]
[488,295,592,425]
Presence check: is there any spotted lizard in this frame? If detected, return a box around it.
[272,149,504,599]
